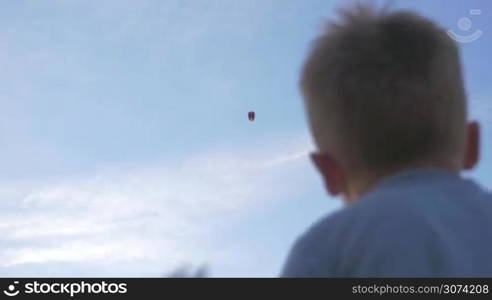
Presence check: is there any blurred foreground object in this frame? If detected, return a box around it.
[165,264,208,278]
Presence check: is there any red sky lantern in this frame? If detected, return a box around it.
[248,111,255,121]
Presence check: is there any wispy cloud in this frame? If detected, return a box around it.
[0,0,318,277]
[0,137,312,276]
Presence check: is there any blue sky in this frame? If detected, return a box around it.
[0,0,490,277]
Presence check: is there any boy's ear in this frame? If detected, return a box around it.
[310,152,347,196]
[463,121,480,170]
